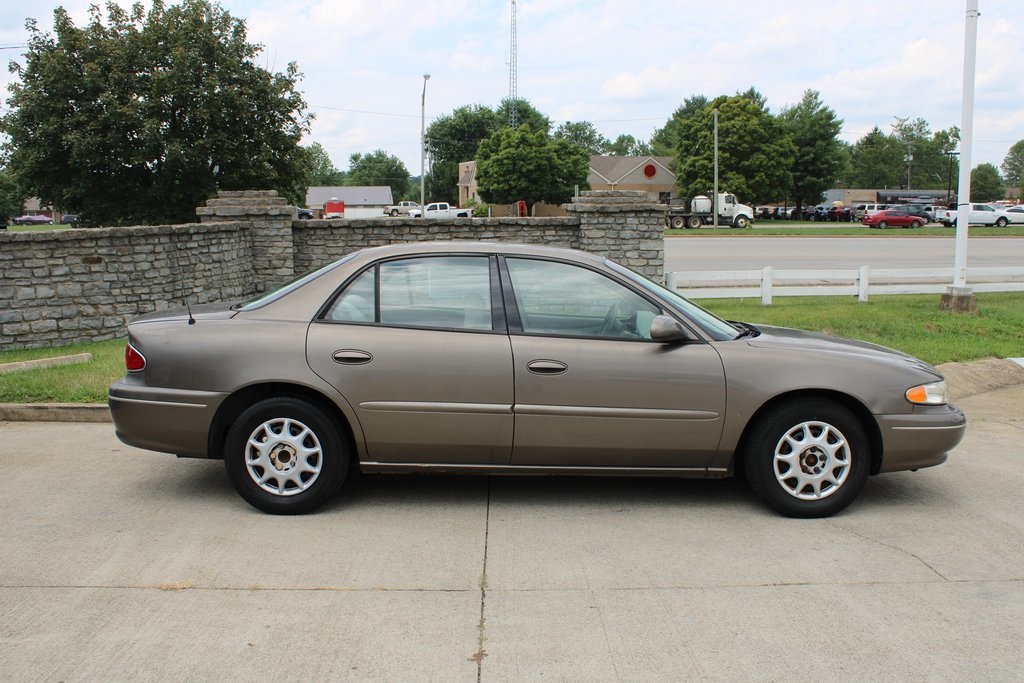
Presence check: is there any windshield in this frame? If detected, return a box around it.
[236,253,357,312]
[606,260,740,341]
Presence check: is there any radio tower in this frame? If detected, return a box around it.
[508,0,518,128]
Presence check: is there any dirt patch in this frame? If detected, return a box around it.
[937,358,1024,400]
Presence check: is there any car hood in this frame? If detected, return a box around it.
[129,302,239,324]
[741,324,943,378]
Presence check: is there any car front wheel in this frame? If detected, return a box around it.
[743,398,869,518]
[995,217,1008,227]
[224,397,348,514]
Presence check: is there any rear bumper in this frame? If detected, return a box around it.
[875,404,967,473]
[108,379,227,458]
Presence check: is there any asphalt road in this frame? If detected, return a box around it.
[2,385,1022,680]
[666,236,1024,271]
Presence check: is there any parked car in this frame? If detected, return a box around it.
[854,204,888,221]
[61,214,78,226]
[938,203,1012,227]
[12,214,54,225]
[862,210,926,229]
[297,208,314,219]
[109,241,965,518]
[383,201,419,217]
[892,204,931,222]
[1003,206,1024,224]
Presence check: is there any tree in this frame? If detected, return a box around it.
[1,0,311,226]
[0,169,24,222]
[552,121,609,155]
[303,142,345,186]
[425,104,500,204]
[674,91,796,205]
[780,90,843,212]
[494,98,551,134]
[970,163,1005,201]
[606,134,652,157]
[346,150,410,200]
[651,95,708,157]
[891,117,960,190]
[845,127,905,189]
[1001,139,1024,188]
[475,125,589,208]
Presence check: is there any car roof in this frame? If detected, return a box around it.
[352,240,606,266]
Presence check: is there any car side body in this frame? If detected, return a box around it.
[109,242,965,517]
[861,209,926,229]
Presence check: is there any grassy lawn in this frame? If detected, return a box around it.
[2,292,1022,404]
[668,222,1024,237]
[1,339,126,403]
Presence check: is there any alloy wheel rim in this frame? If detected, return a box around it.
[244,417,323,496]
[773,420,850,500]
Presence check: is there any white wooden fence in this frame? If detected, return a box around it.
[666,266,1024,304]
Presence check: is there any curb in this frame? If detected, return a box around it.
[0,403,111,423]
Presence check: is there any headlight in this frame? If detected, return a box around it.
[906,381,948,406]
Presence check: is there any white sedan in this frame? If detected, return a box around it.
[1004,206,1024,225]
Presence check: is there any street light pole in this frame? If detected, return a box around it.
[420,73,430,211]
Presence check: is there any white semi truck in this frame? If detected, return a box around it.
[666,193,754,229]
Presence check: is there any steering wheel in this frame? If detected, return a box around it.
[598,301,622,337]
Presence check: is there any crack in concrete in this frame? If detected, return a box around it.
[471,478,491,681]
[829,520,950,581]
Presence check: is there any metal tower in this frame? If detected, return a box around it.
[508,0,518,128]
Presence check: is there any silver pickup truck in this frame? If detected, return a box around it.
[383,201,419,217]
[408,202,473,219]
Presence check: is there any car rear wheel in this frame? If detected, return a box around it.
[877,221,887,229]
[390,209,399,216]
[743,398,869,518]
[224,397,348,514]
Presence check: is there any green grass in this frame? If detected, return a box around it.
[2,293,1022,403]
[698,292,1024,366]
[0,339,126,403]
[667,222,1024,237]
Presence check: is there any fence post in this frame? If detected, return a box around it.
[858,266,870,302]
[761,266,773,305]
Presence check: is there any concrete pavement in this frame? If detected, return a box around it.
[1,379,1022,680]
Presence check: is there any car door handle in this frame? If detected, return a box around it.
[332,349,373,365]
[527,360,567,375]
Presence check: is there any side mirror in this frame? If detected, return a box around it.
[649,315,698,343]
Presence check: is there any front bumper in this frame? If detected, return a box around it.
[108,379,227,458]
[875,403,967,473]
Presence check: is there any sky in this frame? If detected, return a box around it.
[2,0,1022,181]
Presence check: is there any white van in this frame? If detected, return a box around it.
[854,204,888,220]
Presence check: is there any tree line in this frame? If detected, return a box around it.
[2,1,1021,226]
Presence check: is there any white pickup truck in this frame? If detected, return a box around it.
[408,202,473,219]
[938,203,1012,227]
[383,200,419,217]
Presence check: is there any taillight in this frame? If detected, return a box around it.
[125,343,146,372]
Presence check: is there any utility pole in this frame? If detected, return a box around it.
[420,73,430,211]
[508,0,518,128]
[713,108,719,229]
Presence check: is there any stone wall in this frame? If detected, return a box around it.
[0,222,254,349]
[0,190,665,350]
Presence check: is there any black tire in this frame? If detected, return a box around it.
[912,220,923,228]
[878,221,887,229]
[224,397,348,514]
[686,216,702,230]
[390,209,399,216]
[995,217,1008,227]
[743,398,869,518]
[671,216,686,229]
[733,215,749,229]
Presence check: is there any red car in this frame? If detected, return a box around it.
[861,210,925,229]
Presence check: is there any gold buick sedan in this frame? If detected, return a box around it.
[109,242,966,517]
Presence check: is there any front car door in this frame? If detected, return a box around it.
[502,256,727,470]
[306,254,514,465]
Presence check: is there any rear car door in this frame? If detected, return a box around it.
[306,254,514,465]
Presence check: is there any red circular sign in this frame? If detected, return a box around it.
[643,164,657,178]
